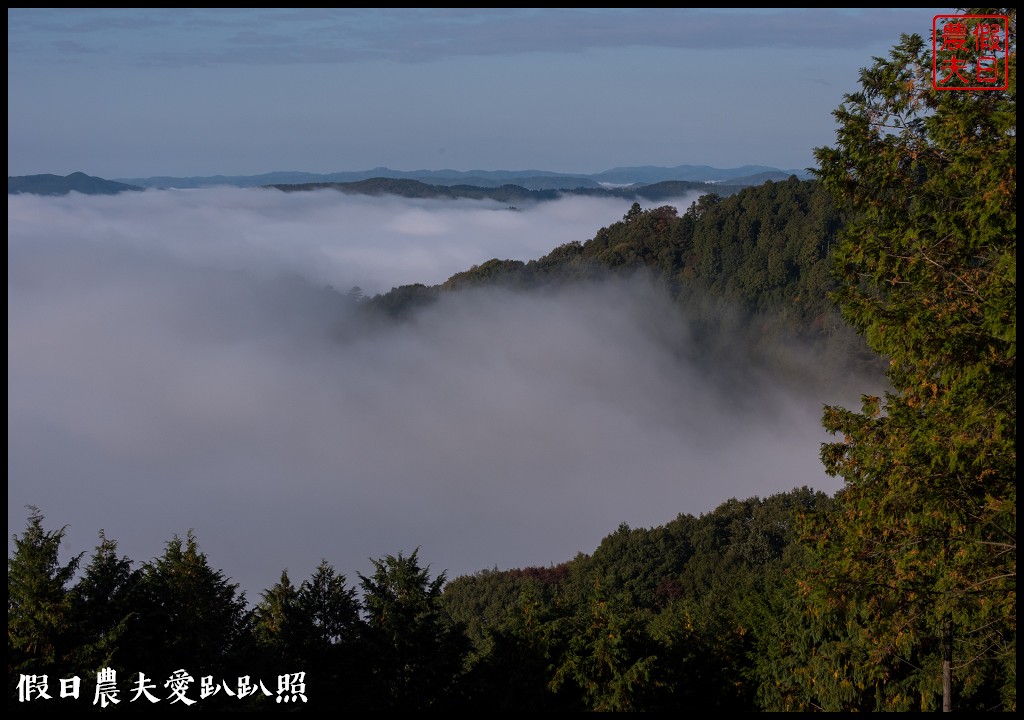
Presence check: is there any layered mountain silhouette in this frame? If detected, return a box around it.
[8,172,143,196]
[10,164,810,197]
[113,164,809,190]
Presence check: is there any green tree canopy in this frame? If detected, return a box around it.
[358,549,469,710]
[8,508,83,682]
[132,530,251,684]
[68,530,142,676]
[802,11,1016,711]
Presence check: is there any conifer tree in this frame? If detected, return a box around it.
[358,550,469,709]
[801,11,1016,711]
[8,508,83,682]
[69,531,142,676]
[132,530,251,687]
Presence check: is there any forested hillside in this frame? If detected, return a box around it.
[364,175,877,399]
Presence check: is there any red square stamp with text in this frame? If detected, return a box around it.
[932,14,1010,91]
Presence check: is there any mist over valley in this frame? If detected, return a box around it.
[7,184,877,597]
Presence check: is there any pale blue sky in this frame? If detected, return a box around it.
[8,8,948,179]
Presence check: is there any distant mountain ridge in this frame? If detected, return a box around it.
[112,164,810,190]
[7,172,143,196]
[266,177,747,203]
[8,165,811,196]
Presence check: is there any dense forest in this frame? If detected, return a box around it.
[9,19,1015,712]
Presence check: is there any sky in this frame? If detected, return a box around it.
[7,8,951,179]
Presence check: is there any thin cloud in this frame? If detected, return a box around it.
[9,8,932,68]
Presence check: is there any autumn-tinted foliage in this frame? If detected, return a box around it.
[795,17,1016,711]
